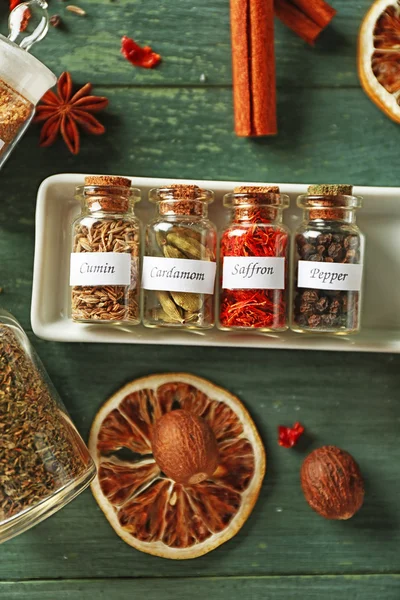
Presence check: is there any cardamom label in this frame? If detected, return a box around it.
[142,257,216,294]
[70,252,131,286]
[222,257,285,290]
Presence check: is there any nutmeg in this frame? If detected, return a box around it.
[151,409,219,485]
[300,445,364,520]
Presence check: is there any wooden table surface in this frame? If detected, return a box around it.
[1,1,400,598]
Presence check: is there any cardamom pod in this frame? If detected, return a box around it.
[152,308,182,323]
[166,232,207,260]
[156,230,167,250]
[183,310,200,324]
[169,226,202,242]
[163,244,186,259]
[157,291,183,322]
[170,291,203,312]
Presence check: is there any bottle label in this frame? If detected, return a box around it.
[0,139,5,151]
[142,257,216,294]
[298,261,363,291]
[70,252,131,286]
[222,256,285,290]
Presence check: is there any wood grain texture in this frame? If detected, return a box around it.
[0,0,400,595]
[1,576,400,599]
[0,336,398,579]
[2,87,400,193]
[0,0,369,87]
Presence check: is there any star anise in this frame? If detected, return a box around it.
[34,72,109,155]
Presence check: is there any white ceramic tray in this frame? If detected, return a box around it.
[31,174,400,353]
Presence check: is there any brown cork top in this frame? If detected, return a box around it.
[307,184,353,196]
[234,185,280,195]
[160,184,202,200]
[226,185,288,221]
[230,185,283,211]
[302,185,357,220]
[151,184,213,216]
[84,175,132,188]
[81,176,138,213]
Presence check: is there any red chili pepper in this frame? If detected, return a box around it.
[121,35,161,69]
[278,422,305,448]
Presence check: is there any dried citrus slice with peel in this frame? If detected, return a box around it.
[89,373,265,559]
[359,0,400,123]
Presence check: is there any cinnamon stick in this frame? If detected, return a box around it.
[230,0,277,137]
[274,0,336,45]
[289,0,336,29]
[274,0,322,45]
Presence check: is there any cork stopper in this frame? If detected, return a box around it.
[302,184,356,221]
[307,184,353,196]
[231,185,282,207]
[227,185,287,221]
[151,184,213,216]
[81,176,137,213]
[84,175,132,188]
[166,184,202,200]
[234,185,280,195]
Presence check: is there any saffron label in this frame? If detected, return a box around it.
[298,261,363,291]
[222,257,285,290]
[142,257,216,294]
[70,252,131,286]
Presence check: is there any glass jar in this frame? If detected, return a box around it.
[219,186,290,331]
[291,185,364,334]
[0,310,96,544]
[142,184,217,329]
[70,176,142,325]
[0,33,56,169]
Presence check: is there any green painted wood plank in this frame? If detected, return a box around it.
[0,48,400,584]
[1,576,400,599]
[1,87,398,196]
[0,0,370,87]
[0,331,398,579]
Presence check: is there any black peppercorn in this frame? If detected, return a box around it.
[292,184,364,334]
[315,297,329,313]
[317,233,332,246]
[328,243,344,261]
[308,314,322,328]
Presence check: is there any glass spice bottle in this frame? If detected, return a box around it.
[70,176,142,325]
[291,184,364,334]
[219,186,290,331]
[142,184,217,329]
[0,310,96,544]
[0,1,56,169]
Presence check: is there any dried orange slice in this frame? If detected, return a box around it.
[89,373,265,559]
[359,0,400,122]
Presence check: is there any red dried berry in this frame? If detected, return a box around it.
[278,422,305,448]
[121,36,161,69]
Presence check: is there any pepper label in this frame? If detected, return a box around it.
[222,256,285,290]
[70,252,131,286]
[142,256,216,294]
[298,261,363,291]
